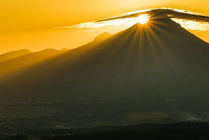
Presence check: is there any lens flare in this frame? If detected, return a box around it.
[137,14,149,24]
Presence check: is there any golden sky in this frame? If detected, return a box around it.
[0,0,209,53]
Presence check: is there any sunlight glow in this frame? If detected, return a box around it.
[137,15,149,24]
[172,18,209,31]
[67,16,209,32]
[65,8,209,32]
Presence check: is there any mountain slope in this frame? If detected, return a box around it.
[8,16,209,85]
[0,49,31,63]
[0,49,67,82]
[0,16,209,126]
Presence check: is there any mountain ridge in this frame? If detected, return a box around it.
[0,16,209,126]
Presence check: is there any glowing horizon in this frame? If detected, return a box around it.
[0,1,209,54]
[66,8,209,31]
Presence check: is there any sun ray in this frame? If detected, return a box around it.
[137,15,149,24]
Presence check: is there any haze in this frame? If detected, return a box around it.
[0,0,209,53]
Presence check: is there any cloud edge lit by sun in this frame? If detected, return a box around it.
[63,8,209,31]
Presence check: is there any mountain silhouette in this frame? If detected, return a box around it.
[10,16,208,85]
[0,48,67,82]
[0,49,31,63]
[0,16,209,125]
[93,32,112,43]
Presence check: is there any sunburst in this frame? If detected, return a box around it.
[137,14,149,24]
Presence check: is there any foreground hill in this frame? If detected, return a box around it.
[2,122,209,140]
[41,122,209,140]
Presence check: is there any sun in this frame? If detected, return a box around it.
[137,14,149,24]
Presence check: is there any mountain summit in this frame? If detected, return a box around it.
[40,16,208,83]
[1,16,209,126]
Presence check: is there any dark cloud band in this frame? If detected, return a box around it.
[96,8,209,23]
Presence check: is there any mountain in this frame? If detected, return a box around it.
[0,48,67,82]
[93,32,112,43]
[0,16,209,127]
[0,49,31,63]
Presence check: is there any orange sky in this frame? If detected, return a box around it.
[0,0,209,53]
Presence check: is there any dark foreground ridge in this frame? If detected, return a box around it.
[2,122,209,140]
